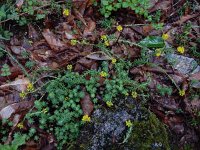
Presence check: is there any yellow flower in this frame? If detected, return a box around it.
[42,108,48,114]
[111,58,117,64]
[162,33,169,40]
[19,91,27,99]
[65,97,69,101]
[63,9,70,16]
[106,101,113,107]
[179,90,185,96]
[17,122,24,129]
[27,83,34,92]
[177,46,185,54]
[155,49,162,57]
[100,71,108,77]
[125,120,133,127]
[104,40,110,46]
[101,35,107,41]
[116,25,123,32]
[131,91,138,98]
[82,115,91,122]
[70,39,77,46]
[67,64,73,70]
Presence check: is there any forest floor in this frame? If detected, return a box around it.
[0,0,200,150]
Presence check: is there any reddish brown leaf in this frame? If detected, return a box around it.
[189,72,200,81]
[83,18,96,37]
[173,13,200,25]
[80,92,94,115]
[149,0,172,13]
[42,29,65,51]
[86,51,111,60]
[28,24,39,41]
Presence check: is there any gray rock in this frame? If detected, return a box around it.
[76,98,169,150]
[166,54,198,75]
[166,54,200,88]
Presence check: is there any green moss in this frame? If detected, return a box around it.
[127,110,170,150]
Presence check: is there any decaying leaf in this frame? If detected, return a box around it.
[86,52,111,60]
[0,77,30,92]
[83,19,96,37]
[42,29,65,51]
[80,92,94,115]
[0,101,34,119]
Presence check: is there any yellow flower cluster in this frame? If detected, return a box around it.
[106,101,113,107]
[177,46,185,54]
[100,71,108,77]
[101,35,107,41]
[19,91,27,99]
[155,49,162,57]
[71,39,77,46]
[111,58,117,64]
[27,83,34,92]
[17,122,24,129]
[82,115,91,122]
[179,90,185,96]
[67,64,73,70]
[63,9,70,16]
[101,34,110,46]
[131,91,138,98]
[116,25,123,32]
[162,33,169,40]
[125,120,133,127]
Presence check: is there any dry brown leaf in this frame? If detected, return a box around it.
[0,100,34,119]
[0,77,30,92]
[80,92,94,115]
[73,8,87,26]
[28,24,39,41]
[173,13,200,25]
[83,19,96,37]
[149,0,172,13]
[86,52,111,60]
[189,72,200,81]
[10,46,25,55]
[42,29,65,51]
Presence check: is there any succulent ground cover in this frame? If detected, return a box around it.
[0,0,200,149]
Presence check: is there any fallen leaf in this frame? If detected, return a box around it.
[189,72,200,81]
[0,77,30,92]
[173,13,200,25]
[149,0,172,13]
[0,100,34,119]
[73,8,87,26]
[10,46,25,55]
[28,24,39,41]
[83,19,96,37]
[42,29,65,51]
[86,52,111,60]
[80,92,94,115]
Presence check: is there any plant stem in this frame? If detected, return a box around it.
[0,47,30,78]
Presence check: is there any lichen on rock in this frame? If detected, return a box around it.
[73,97,170,150]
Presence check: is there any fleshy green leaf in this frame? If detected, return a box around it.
[139,36,165,48]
